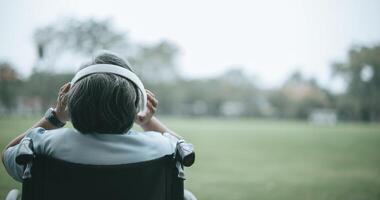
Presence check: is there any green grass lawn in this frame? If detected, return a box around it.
[1,117,380,200]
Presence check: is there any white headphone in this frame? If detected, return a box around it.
[70,64,147,114]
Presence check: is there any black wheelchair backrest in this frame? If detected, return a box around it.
[21,155,184,200]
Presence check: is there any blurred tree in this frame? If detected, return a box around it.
[0,62,21,113]
[22,72,74,110]
[216,68,260,116]
[33,18,180,83]
[332,45,380,121]
[33,18,129,72]
[30,18,180,113]
[269,70,331,119]
[129,40,180,83]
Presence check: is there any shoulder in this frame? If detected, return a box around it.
[25,127,77,155]
[122,130,177,154]
[26,127,74,140]
[130,130,177,148]
[28,128,177,165]
[128,130,173,143]
[1,127,76,182]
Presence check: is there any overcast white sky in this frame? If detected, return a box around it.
[0,0,380,90]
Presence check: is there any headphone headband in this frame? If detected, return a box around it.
[70,64,147,114]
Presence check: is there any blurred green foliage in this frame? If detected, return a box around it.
[0,18,379,121]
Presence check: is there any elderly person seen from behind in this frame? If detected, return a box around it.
[2,52,196,200]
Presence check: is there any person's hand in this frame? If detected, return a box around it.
[54,82,70,123]
[135,90,158,126]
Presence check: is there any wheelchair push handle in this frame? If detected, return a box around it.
[176,140,195,167]
[15,138,35,165]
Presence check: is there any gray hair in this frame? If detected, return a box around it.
[67,52,140,134]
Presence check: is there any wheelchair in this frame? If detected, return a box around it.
[5,138,196,200]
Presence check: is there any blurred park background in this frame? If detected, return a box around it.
[0,0,380,199]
